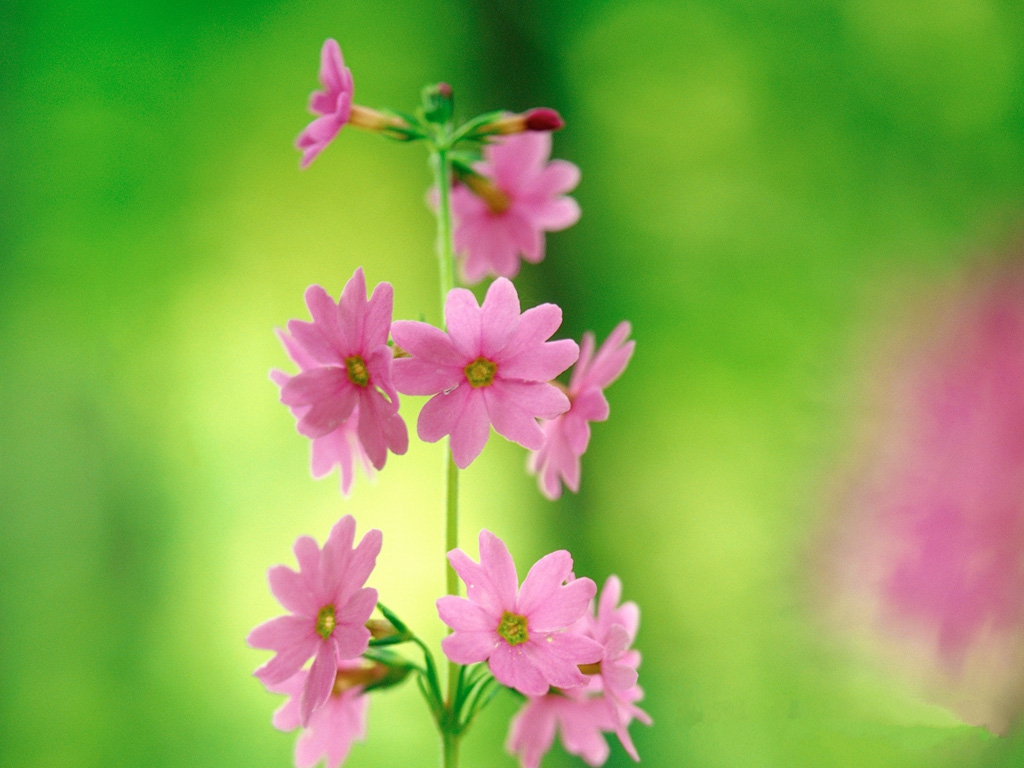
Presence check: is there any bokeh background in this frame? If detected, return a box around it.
[5,0,1024,766]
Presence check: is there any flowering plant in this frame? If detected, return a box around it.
[249,38,649,767]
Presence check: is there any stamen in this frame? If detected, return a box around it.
[345,355,369,387]
[464,357,497,388]
[497,611,529,646]
[316,605,336,640]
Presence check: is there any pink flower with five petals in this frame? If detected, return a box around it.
[296,39,354,168]
[437,530,603,696]
[391,278,577,469]
[450,132,581,283]
[529,321,634,499]
[267,661,370,768]
[248,516,381,725]
[276,268,408,477]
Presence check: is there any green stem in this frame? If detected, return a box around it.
[442,729,460,768]
[430,141,462,768]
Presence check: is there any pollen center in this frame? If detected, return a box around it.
[464,357,497,388]
[345,355,369,387]
[316,605,337,640]
[497,611,529,646]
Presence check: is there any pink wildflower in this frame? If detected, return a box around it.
[272,336,374,497]
[296,39,354,169]
[449,132,580,282]
[820,271,1024,733]
[507,689,617,768]
[248,516,381,725]
[391,278,578,469]
[267,661,370,768]
[529,322,634,499]
[276,268,408,476]
[507,576,651,767]
[437,530,603,696]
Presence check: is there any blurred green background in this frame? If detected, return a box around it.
[4,0,1024,765]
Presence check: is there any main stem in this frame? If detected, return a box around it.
[432,144,461,768]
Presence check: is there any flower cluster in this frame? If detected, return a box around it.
[250,37,647,768]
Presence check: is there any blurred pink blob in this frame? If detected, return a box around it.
[820,268,1024,733]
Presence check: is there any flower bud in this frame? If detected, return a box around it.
[365,618,399,640]
[422,82,454,125]
[482,108,565,135]
[348,105,410,133]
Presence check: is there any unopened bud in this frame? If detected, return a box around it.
[348,105,410,133]
[366,618,399,640]
[483,108,565,135]
[422,82,454,124]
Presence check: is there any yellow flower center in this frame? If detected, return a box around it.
[464,357,497,388]
[345,355,369,387]
[316,605,336,640]
[497,611,529,646]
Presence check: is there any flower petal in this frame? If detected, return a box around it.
[268,565,317,617]
[480,277,521,358]
[300,640,337,726]
[445,288,483,358]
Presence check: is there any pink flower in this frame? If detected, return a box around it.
[529,322,634,499]
[267,661,370,768]
[276,268,408,476]
[248,516,381,725]
[272,339,374,497]
[507,576,651,767]
[391,278,578,469]
[449,132,580,282]
[820,272,1024,733]
[296,39,354,168]
[506,689,617,768]
[436,530,603,696]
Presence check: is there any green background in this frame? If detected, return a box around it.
[4,0,1024,765]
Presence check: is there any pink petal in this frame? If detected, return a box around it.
[417,386,470,443]
[437,594,498,631]
[318,515,355,592]
[562,409,593,456]
[310,39,348,114]
[337,267,368,351]
[392,357,463,396]
[483,384,546,450]
[584,321,635,391]
[296,113,345,169]
[276,328,317,372]
[448,389,492,468]
[490,132,551,189]
[285,321,339,367]
[250,617,319,685]
[304,284,345,348]
[268,565,317,617]
[500,338,579,382]
[296,390,359,440]
[444,288,483,358]
[498,303,565,363]
[355,391,389,470]
[480,278,521,358]
[281,366,349,407]
[524,159,581,197]
[496,380,571,423]
[294,536,322,581]
[300,640,337,726]
[362,278,394,349]
[506,697,559,768]
[530,196,581,231]
[489,643,549,696]
[441,629,499,664]
[448,552,502,615]
[478,529,520,608]
[517,550,573,617]
[533,632,603,683]
[391,320,464,367]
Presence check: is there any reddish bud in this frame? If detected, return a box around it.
[524,108,564,132]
